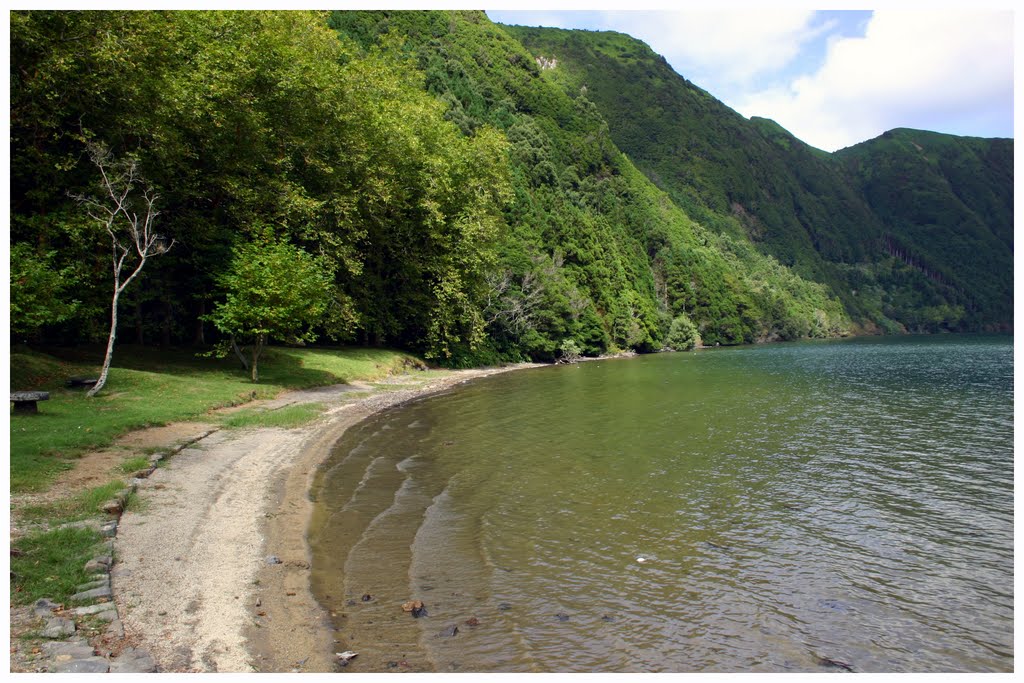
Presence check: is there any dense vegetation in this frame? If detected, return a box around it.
[9,10,1010,372]
[506,25,1013,333]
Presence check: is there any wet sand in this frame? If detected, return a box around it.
[112,365,540,672]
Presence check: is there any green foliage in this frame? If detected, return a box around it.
[9,9,1009,366]
[506,25,1011,334]
[558,338,582,362]
[206,236,334,380]
[10,244,81,338]
[666,314,700,351]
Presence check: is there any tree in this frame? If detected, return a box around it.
[73,144,174,397]
[206,237,333,382]
[9,244,80,339]
[666,313,700,351]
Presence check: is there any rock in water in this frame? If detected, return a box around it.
[336,651,358,662]
[436,625,459,638]
[401,599,427,617]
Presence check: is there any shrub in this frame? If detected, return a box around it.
[666,313,700,351]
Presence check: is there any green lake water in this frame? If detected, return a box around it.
[308,335,1013,672]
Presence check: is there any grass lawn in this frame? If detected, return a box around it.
[9,344,424,492]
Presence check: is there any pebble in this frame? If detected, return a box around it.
[266,555,283,565]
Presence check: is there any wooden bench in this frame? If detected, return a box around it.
[10,391,50,414]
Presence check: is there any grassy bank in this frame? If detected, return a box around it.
[9,344,424,492]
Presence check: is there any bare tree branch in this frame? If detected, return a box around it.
[70,142,174,397]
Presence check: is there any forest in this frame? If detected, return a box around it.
[10,10,1012,369]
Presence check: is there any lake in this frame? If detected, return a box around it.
[307,335,1013,672]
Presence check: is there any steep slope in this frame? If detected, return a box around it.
[329,10,849,358]
[836,129,1013,330]
[504,24,1013,333]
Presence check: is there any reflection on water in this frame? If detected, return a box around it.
[308,335,1013,672]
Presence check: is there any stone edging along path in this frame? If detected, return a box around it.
[26,428,219,673]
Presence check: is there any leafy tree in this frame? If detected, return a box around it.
[205,236,333,382]
[665,313,700,351]
[9,244,80,339]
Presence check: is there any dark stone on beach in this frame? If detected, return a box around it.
[601,614,616,622]
[361,594,373,602]
[386,661,398,669]
[464,617,479,627]
[497,602,511,611]
[346,599,357,606]
[555,613,570,622]
[436,624,459,638]
[413,605,427,618]
[265,555,282,565]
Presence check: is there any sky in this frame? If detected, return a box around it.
[485,6,1015,152]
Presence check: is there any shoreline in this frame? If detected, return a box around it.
[112,363,542,672]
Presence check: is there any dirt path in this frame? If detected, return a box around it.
[109,366,540,672]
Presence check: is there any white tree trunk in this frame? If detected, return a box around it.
[87,288,121,397]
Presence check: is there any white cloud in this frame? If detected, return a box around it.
[734,11,1014,151]
[489,10,827,87]
[607,10,826,86]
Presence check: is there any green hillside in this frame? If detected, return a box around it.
[9,10,1010,371]
[836,129,1013,329]
[505,24,1013,333]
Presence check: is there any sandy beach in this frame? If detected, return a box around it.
[111,365,539,673]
